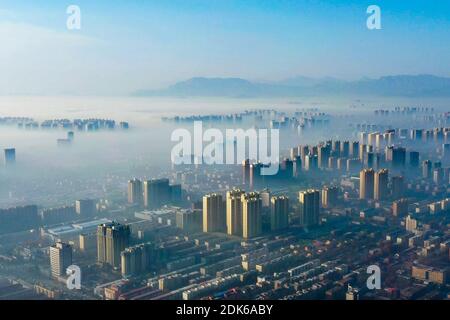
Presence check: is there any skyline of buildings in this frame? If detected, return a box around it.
[1,108,449,301]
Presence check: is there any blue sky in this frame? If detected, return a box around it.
[0,0,449,95]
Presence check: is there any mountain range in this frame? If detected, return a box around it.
[133,74,450,98]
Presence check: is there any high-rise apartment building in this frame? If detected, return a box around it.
[367,132,379,147]
[304,154,318,171]
[176,210,202,233]
[294,155,302,177]
[360,169,375,200]
[260,189,271,208]
[50,242,72,278]
[359,144,367,162]
[318,144,331,169]
[241,192,262,239]
[385,146,394,162]
[350,141,359,158]
[374,169,389,201]
[411,129,423,141]
[121,242,153,277]
[290,146,299,160]
[433,168,444,185]
[359,132,367,145]
[322,185,339,208]
[270,196,289,231]
[392,198,408,217]
[79,233,97,253]
[409,151,420,168]
[299,145,309,163]
[443,143,450,162]
[143,178,170,208]
[366,152,375,168]
[392,147,406,168]
[75,199,96,217]
[391,175,405,199]
[422,160,432,179]
[242,159,251,186]
[226,189,245,236]
[97,222,131,269]
[280,158,294,178]
[405,215,418,232]
[0,205,39,234]
[249,163,263,190]
[169,184,183,204]
[128,178,143,205]
[203,193,226,233]
[341,141,350,158]
[332,140,341,157]
[298,190,320,227]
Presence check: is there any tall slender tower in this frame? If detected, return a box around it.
[242,159,251,186]
[422,160,432,179]
[128,178,143,205]
[322,185,339,208]
[226,189,245,236]
[318,144,331,169]
[203,193,226,233]
[270,196,289,231]
[241,192,262,239]
[360,168,375,200]
[341,141,350,158]
[49,242,72,278]
[298,190,320,227]
[374,169,389,201]
[350,141,359,158]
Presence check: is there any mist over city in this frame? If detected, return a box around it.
[0,0,449,310]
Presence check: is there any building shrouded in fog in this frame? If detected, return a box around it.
[391,175,405,199]
[75,199,96,217]
[409,151,420,168]
[4,148,16,166]
[128,178,143,205]
[143,178,170,208]
[422,160,432,179]
[392,198,408,217]
[242,159,251,186]
[97,222,131,269]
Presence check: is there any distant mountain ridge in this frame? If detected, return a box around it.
[133,74,450,97]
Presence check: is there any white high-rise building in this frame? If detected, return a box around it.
[50,242,72,278]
